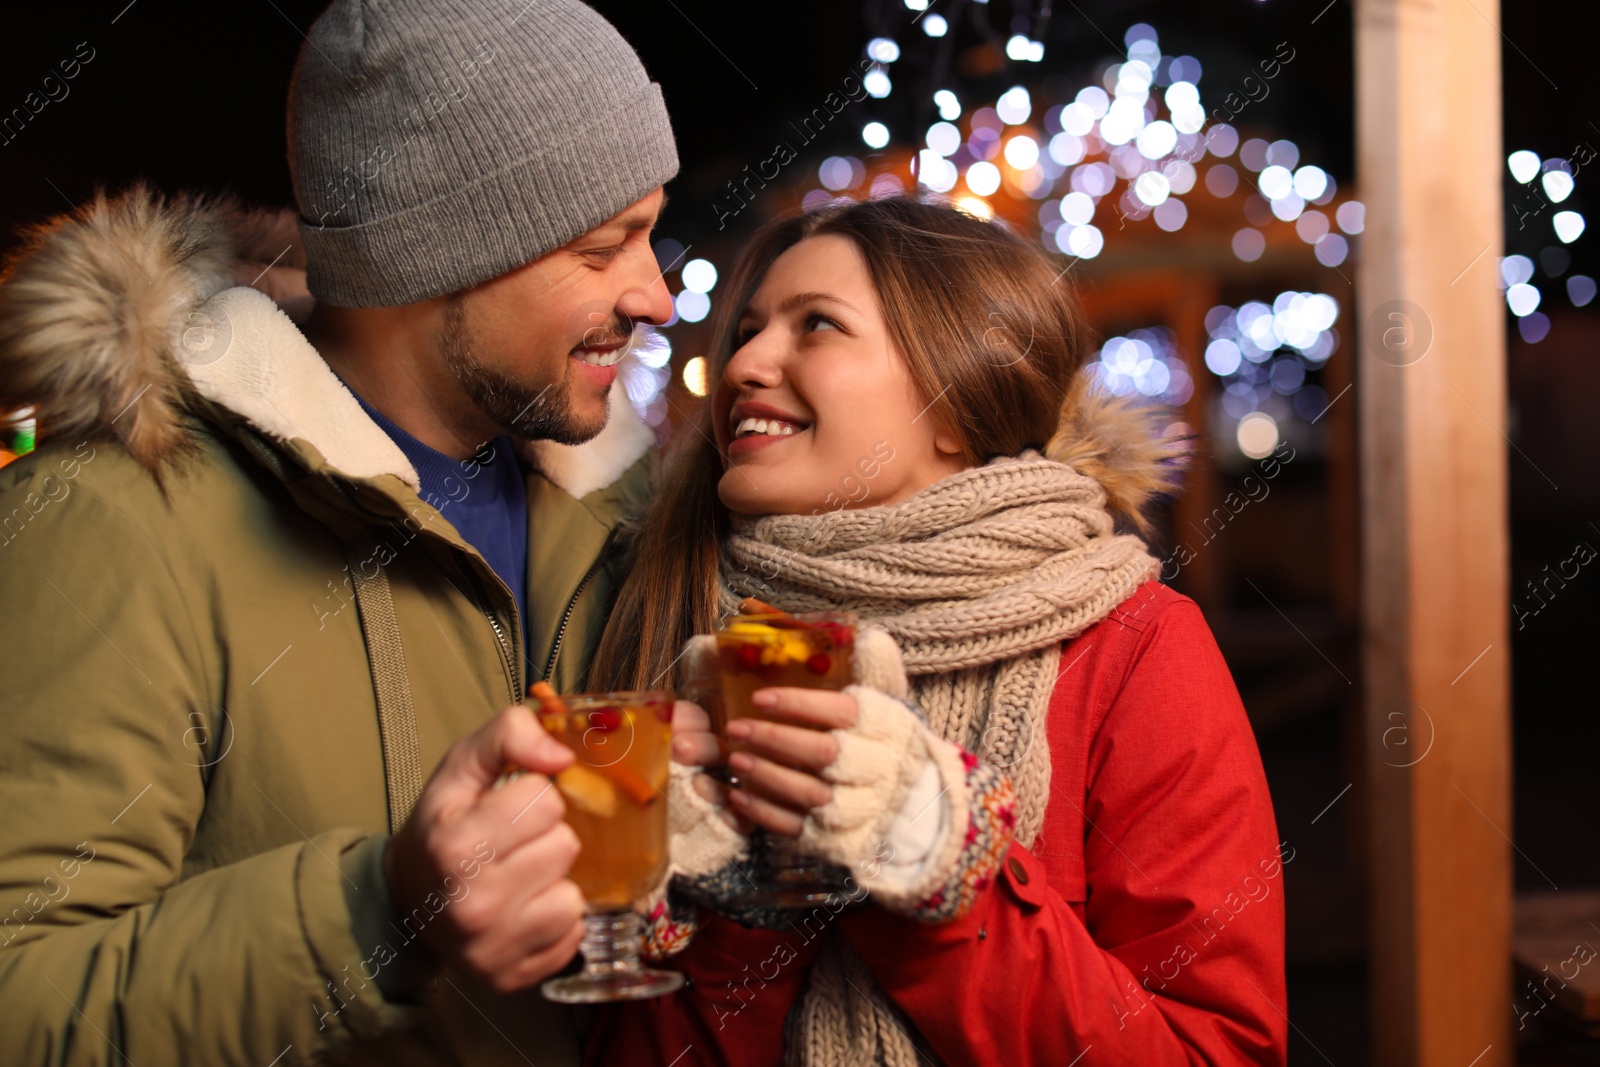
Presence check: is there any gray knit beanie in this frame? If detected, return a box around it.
[288,0,678,307]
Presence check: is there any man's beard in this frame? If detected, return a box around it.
[439,298,609,445]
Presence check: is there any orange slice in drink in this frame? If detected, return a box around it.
[556,763,617,818]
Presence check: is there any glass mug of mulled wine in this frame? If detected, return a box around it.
[713,608,856,907]
[529,687,683,1004]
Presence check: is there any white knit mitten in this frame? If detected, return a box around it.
[850,625,912,699]
[784,628,970,911]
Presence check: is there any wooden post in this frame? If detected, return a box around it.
[1356,0,1512,1064]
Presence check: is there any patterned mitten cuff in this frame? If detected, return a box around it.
[640,876,701,960]
[667,838,800,932]
[893,751,1017,922]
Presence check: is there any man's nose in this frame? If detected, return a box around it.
[617,262,674,327]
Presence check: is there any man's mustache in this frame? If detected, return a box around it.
[577,315,636,351]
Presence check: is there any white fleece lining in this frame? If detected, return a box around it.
[188,287,419,489]
[875,761,950,891]
[187,286,654,500]
[518,357,657,499]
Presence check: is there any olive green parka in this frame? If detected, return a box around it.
[0,189,655,1065]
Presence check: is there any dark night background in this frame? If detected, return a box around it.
[4,2,1598,1062]
[0,0,1361,238]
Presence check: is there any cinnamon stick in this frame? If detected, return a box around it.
[598,762,659,806]
[508,680,571,778]
[528,679,569,714]
[740,596,790,618]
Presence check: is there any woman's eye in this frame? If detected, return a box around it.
[735,327,758,347]
[805,312,842,333]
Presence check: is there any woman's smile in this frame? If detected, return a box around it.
[727,426,808,457]
[727,399,813,456]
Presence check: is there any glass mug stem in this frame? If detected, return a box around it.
[722,768,841,901]
[585,909,640,959]
[541,910,683,1004]
[762,834,845,902]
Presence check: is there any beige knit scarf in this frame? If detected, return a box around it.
[718,451,1158,1067]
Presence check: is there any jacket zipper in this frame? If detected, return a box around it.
[463,563,522,704]
[316,465,524,703]
[541,528,620,685]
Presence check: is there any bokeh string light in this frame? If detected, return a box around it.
[1200,293,1340,456]
[882,17,1356,459]
[1502,146,1591,344]
[633,7,1586,422]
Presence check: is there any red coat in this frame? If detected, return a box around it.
[589,581,1288,1066]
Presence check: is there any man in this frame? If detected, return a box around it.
[0,0,676,1062]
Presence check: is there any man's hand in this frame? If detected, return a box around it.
[384,704,584,993]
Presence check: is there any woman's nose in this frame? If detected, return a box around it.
[723,330,784,390]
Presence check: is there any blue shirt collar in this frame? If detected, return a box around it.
[334,374,519,512]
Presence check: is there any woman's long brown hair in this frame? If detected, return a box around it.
[587,196,1096,693]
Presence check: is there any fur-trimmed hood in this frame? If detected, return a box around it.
[1045,372,1189,537]
[0,185,655,500]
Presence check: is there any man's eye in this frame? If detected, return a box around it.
[581,246,623,261]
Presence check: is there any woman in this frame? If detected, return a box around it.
[585,197,1287,1066]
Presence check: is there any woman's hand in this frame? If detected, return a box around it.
[724,687,858,837]
[670,698,744,834]
[670,698,723,769]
